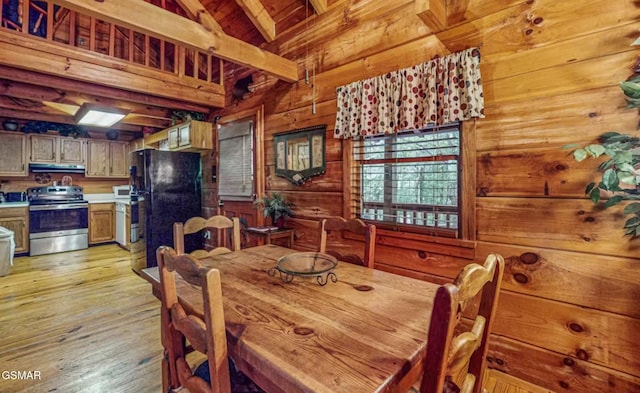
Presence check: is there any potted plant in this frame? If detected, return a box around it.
[564,35,640,238]
[255,192,293,228]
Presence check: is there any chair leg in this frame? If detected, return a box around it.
[162,350,171,393]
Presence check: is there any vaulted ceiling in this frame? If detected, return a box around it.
[0,0,339,139]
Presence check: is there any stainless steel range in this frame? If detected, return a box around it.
[28,186,89,256]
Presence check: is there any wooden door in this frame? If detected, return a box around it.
[168,127,179,149]
[178,123,191,147]
[217,108,265,248]
[86,140,109,177]
[59,138,84,164]
[109,142,129,177]
[89,203,114,244]
[30,135,57,163]
[0,207,28,254]
[0,133,27,176]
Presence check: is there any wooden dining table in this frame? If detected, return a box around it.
[143,244,440,393]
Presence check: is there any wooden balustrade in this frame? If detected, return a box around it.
[0,0,222,84]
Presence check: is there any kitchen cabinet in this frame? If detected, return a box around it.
[89,203,114,244]
[167,120,212,151]
[140,120,212,152]
[30,135,85,164]
[86,140,129,178]
[0,207,29,254]
[0,132,28,177]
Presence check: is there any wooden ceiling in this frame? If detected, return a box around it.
[0,0,339,139]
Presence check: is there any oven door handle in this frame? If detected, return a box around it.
[29,203,89,211]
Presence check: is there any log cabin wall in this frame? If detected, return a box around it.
[213,0,640,391]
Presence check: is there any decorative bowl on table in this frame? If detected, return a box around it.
[268,252,338,286]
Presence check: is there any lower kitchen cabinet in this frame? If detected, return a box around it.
[89,203,114,244]
[0,207,29,254]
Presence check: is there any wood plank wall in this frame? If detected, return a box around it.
[212,0,640,391]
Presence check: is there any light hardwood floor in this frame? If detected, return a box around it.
[0,244,549,393]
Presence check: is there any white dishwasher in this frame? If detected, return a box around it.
[115,202,127,247]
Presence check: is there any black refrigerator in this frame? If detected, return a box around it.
[129,149,202,273]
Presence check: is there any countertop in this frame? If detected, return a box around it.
[0,195,132,207]
[84,194,132,205]
[0,202,28,208]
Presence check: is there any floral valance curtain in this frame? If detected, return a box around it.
[334,47,484,139]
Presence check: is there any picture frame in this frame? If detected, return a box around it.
[273,125,326,185]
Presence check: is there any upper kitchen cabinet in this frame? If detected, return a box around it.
[86,140,130,178]
[30,135,85,165]
[144,120,213,152]
[0,131,28,177]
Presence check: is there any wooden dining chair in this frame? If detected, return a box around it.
[174,215,241,258]
[318,217,376,268]
[157,246,264,393]
[416,253,505,393]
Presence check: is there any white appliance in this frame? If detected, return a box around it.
[113,185,130,199]
[115,202,127,247]
[113,185,130,248]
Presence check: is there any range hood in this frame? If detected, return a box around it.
[29,163,86,174]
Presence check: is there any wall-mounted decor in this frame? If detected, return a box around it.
[274,125,326,185]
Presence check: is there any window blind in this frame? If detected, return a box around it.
[218,120,254,201]
[351,123,461,237]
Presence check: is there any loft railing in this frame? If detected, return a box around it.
[0,0,223,84]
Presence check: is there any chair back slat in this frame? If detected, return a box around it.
[174,215,241,256]
[319,217,376,268]
[420,253,504,393]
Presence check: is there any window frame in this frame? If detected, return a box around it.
[347,122,472,239]
[217,119,254,201]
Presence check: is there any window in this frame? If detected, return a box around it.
[218,120,254,201]
[352,123,461,237]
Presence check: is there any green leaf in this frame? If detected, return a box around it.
[602,168,619,190]
[619,172,635,185]
[623,203,640,214]
[618,163,635,173]
[604,195,624,207]
[624,216,640,228]
[613,150,632,165]
[585,182,596,195]
[590,188,601,204]
[620,81,640,99]
[573,148,587,162]
[633,36,640,46]
[585,144,606,157]
[628,74,640,83]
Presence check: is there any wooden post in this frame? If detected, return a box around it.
[108,23,115,56]
[89,16,95,51]
[46,2,53,40]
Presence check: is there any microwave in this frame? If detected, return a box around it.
[113,185,130,199]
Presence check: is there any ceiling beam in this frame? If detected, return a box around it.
[0,107,142,132]
[174,0,222,32]
[0,66,211,114]
[415,0,447,32]
[51,0,298,82]
[0,78,172,122]
[309,0,327,14]
[235,0,276,42]
[41,101,170,128]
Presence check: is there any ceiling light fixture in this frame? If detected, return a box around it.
[74,103,129,128]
